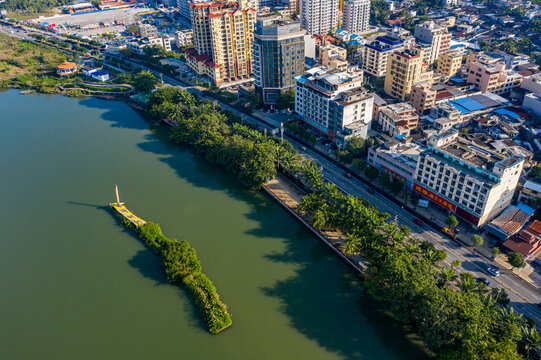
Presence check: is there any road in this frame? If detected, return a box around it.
[101,50,541,325]
[1,20,538,323]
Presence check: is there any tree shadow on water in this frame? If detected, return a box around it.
[75,96,150,130]
[127,244,208,333]
[261,212,432,360]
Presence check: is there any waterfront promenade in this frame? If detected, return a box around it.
[263,174,368,273]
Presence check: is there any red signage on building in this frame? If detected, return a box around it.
[413,183,457,212]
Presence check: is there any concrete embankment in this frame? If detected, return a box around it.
[262,174,367,274]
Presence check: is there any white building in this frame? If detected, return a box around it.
[295,67,373,142]
[414,129,524,227]
[128,36,172,54]
[377,102,419,137]
[521,73,541,96]
[139,23,158,38]
[174,30,193,48]
[342,0,370,34]
[300,0,339,35]
[523,93,541,117]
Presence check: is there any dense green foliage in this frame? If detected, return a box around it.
[294,169,540,359]
[370,0,390,25]
[276,88,295,110]
[0,34,76,92]
[471,234,484,247]
[284,120,317,144]
[115,217,232,335]
[147,87,298,189]
[529,164,541,179]
[133,71,157,93]
[507,252,526,269]
[1,0,69,13]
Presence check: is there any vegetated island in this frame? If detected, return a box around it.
[148,87,541,359]
[110,200,232,335]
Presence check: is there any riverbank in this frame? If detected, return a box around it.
[263,174,368,273]
[110,202,232,335]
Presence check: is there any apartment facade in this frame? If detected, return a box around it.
[367,139,421,189]
[295,67,373,141]
[342,0,370,34]
[362,35,405,77]
[411,82,437,114]
[437,50,463,80]
[253,16,305,106]
[319,44,348,70]
[465,53,523,95]
[413,21,451,65]
[188,0,257,87]
[384,49,424,101]
[139,23,158,38]
[300,0,339,35]
[414,130,524,227]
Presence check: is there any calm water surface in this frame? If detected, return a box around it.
[0,89,429,359]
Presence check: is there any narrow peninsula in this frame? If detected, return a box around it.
[109,186,232,335]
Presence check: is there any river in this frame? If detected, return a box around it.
[0,89,430,359]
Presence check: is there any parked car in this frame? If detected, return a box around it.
[476,277,491,286]
[413,219,423,226]
[486,267,500,277]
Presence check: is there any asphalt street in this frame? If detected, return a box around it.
[101,50,541,325]
[1,22,537,323]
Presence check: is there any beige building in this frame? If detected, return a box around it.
[384,49,424,101]
[319,44,348,70]
[188,0,256,87]
[411,82,437,114]
[437,50,463,80]
[362,34,407,78]
[413,21,452,65]
[377,102,419,137]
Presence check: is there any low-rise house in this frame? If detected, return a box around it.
[91,71,110,82]
[503,220,541,260]
[377,102,419,137]
[367,139,421,189]
[319,44,348,71]
[485,203,535,240]
[518,179,541,208]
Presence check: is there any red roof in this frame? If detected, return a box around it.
[205,60,219,69]
[503,220,541,257]
[503,236,541,257]
[436,91,454,100]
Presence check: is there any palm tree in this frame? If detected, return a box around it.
[458,273,477,292]
[520,325,541,359]
[438,267,457,286]
[274,145,287,170]
[312,209,326,230]
[300,161,324,191]
[344,233,360,255]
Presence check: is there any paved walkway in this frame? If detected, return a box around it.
[264,174,368,272]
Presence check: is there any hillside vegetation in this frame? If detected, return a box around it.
[0,33,76,92]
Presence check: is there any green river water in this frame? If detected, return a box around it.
[0,89,430,359]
